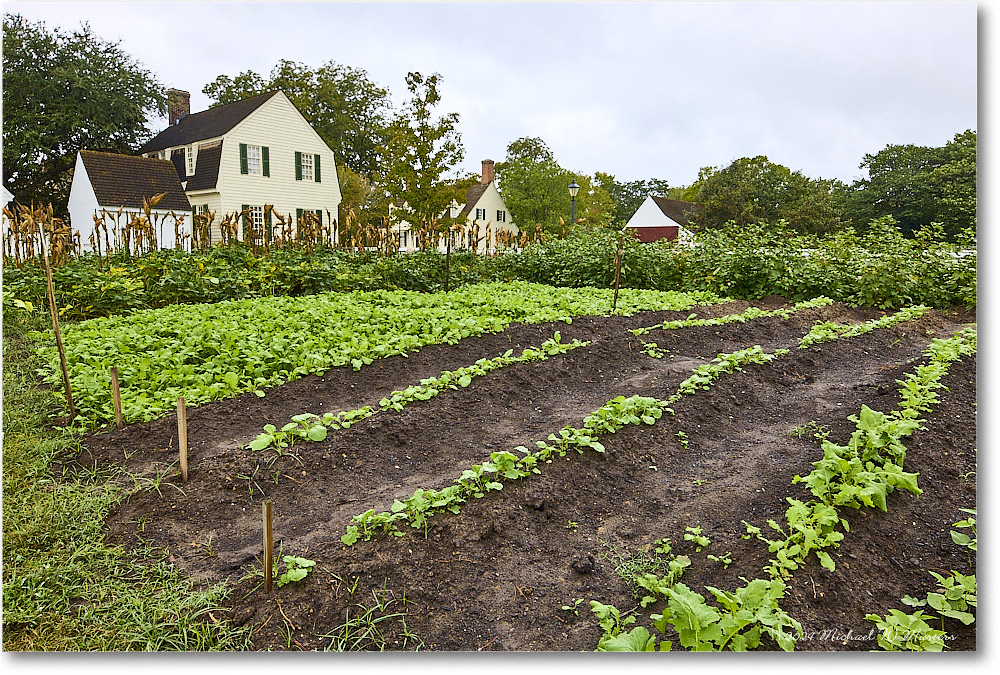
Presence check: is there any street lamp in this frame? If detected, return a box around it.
[568,179,580,228]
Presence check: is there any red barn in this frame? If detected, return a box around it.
[625,196,698,243]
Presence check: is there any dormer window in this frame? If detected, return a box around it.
[186,145,195,176]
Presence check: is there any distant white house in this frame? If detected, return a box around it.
[625,195,698,244]
[137,89,342,245]
[392,159,518,253]
[2,186,14,207]
[68,150,192,252]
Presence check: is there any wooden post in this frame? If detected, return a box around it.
[263,500,274,594]
[445,229,451,293]
[38,221,76,421]
[612,231,626,313]
[110,367,124,430]
[177,396,188,482]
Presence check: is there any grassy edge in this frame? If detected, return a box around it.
[2,310,253,651]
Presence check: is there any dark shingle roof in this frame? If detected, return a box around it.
[460,184,490,217]
[79,151,191,211]
[185,142,222,191]
[650,196,700,225]
[137,91,280,154]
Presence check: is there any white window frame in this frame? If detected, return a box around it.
[475,208,486,220]
[247,205,265,232]
[246,145,262,176]
[186,145,195,176]
[497,210,506,223]
[300,152,314,181]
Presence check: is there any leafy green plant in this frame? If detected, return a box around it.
[683,526,710,552]
[707,552,733,568]
[561,598,584,615]
[797,305,929,349]
[864,610,947,651]
[276,555,316,587]
[632,296,834,336]
[920,571,976,626]
[649,578,803,651]
[950,508,977,552]
[38,282,718,427]
[249,334,588,453]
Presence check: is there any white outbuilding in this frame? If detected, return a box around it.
[625,195,698,244]
[68,150,192,252]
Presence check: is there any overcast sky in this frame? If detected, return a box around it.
[3,1,981,188]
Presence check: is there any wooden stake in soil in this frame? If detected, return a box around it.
[263,500,274,594]
[110,367,124,429]
[177,396,188,482]
[612,230,626,313]
[38,222,76,421]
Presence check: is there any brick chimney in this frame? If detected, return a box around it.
[481,159,495,185]
[168,89,190,126]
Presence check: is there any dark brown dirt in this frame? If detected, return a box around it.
[72,298,977,651]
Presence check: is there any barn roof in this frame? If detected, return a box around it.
[649,196,700,224]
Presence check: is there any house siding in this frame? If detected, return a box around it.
[449,182,517,254]
[215,94,341,242]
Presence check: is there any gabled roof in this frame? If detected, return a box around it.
[649,196,700,224]
[459,184,490,217]
[138,91,280,154]
[79,150,191,211]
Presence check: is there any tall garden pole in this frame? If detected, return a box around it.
[38,221,76,421]
[612,230,626,313]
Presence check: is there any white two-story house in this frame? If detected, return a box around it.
[137,89,342,245]
[392,160,518,254]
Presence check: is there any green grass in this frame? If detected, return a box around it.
[2,310,252,651]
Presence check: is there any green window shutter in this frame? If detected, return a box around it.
[265,207,273,243]
[239,144,248,174]
[262,146,270,177]
[315,209,323,223]
[314,154,321,182]
[296,208,303,224]
[295,152,302,181]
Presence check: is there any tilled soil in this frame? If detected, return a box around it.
[73,298,977,651]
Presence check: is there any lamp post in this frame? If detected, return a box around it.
[568,179,580,229]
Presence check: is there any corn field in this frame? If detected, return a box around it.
[2,199,541,269]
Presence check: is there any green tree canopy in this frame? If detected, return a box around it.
[840,130,976,238]
[2,14,166,211]
[496,137,612,237]
[686,156,842,234]
[379,72,464,229]
[203,59,393,178]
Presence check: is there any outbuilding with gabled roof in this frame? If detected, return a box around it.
[625,195,698,244]
[68,150,192,252]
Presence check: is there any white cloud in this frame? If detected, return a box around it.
[4,0,979,188]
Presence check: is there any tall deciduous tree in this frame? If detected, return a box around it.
[203,59,392,178]
[2,14,166,211]
[687,156,842,234]
[841,130,976,238]
[496,137,614,237]
[379,72,464,230]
